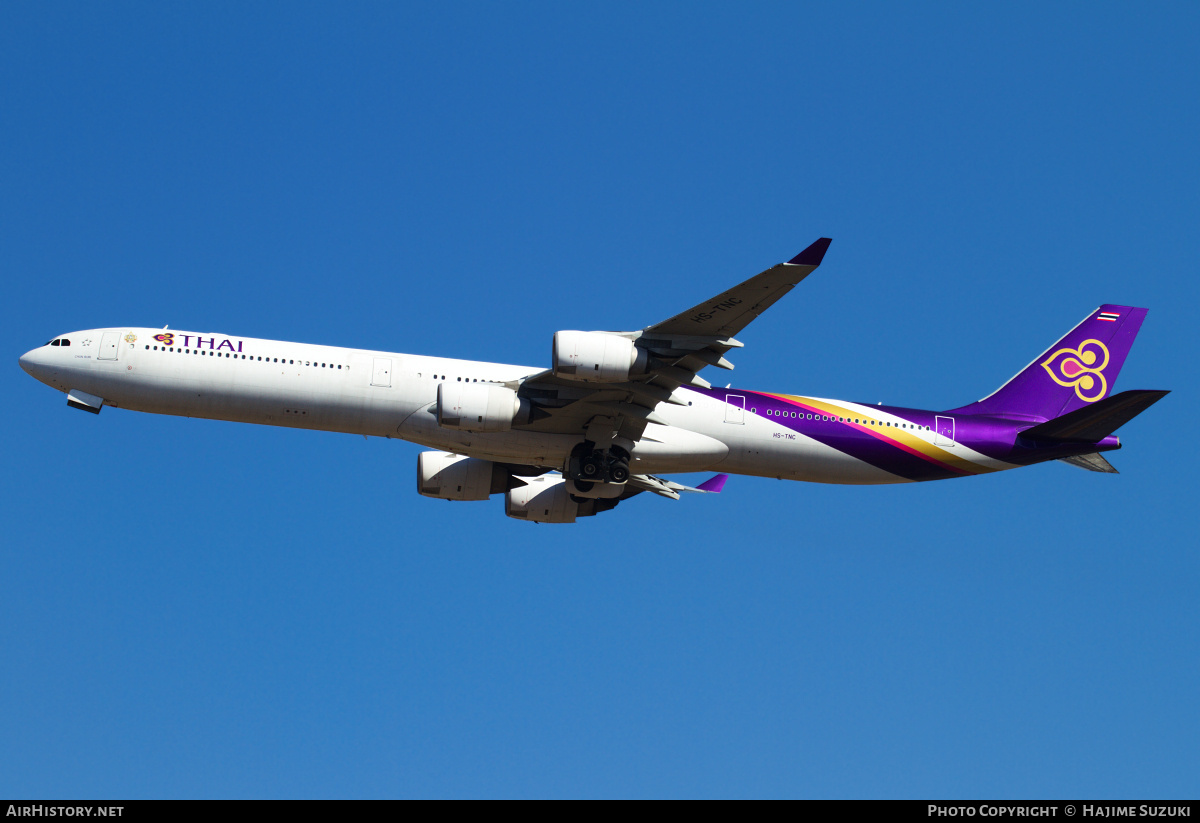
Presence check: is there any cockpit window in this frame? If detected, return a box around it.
[50,339,60,346]
[60,339,70,346]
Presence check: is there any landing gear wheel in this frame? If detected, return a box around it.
[580,454,604,479]
[608,462,630,484]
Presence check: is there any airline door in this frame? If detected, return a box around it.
[934,416,955,447]
[98,332,121,361]
[724,394,745,424]
[371,357,392,388]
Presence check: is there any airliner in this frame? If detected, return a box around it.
[18,238,1167,522]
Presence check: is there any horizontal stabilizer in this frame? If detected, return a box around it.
[1059,453,1119,473]
[1021,390,1168,441]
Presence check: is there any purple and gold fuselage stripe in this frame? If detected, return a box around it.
[759,392,975,478]
[751,391,1003,480]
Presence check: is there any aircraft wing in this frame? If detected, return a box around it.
[644,237,832,338]
[512,238,832,443]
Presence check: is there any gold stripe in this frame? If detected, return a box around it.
[765,393,1003,475]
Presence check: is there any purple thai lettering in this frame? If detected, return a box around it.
[195,337,216,350]
[237,341,243,352]
[181,334,194,347]
[216,339,235,352]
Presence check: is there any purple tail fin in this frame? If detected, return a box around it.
[950,305,1148,421]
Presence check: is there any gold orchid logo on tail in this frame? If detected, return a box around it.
[1041,339,1109,402]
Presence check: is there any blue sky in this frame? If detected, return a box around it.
[2,2,1197,798]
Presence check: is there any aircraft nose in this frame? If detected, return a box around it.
[19,347,47,379]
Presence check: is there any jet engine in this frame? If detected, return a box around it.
[504,475,622,523]
[417,451,512,501]
[552,331,648,383]
[436,382,529,433]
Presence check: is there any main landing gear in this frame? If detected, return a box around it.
[568,442,631,490]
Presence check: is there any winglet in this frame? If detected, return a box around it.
[696,474,728,493]
[787,237,832,267]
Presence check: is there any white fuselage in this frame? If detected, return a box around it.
[20,327,1010,485]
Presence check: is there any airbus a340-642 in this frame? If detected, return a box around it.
[19,239,1166,522]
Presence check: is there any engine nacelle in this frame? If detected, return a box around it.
[417,451,505,501]
[437,382,527,432]
[552,331,648,383]
[505,475,582,523]
[563,477,625,499]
